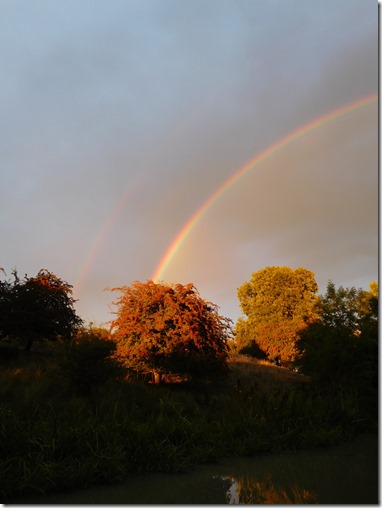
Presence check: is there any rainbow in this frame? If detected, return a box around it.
[152,93,377,282]
[74,194,128,297]
[73,184,138,298]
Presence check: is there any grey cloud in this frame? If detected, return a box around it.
[1,0,377,325]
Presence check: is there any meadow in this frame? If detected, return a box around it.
[0,347,375,503]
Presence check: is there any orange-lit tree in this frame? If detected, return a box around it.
[236,266,318,362]
[109,280,232,383]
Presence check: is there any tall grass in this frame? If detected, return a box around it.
[0,352,375,502]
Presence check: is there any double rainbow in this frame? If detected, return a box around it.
[151,94,377,282]
[73,93,377,296]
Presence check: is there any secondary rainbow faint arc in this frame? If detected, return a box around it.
[152,94,377,282]
[73,176,142,298]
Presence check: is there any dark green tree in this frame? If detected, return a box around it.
[296,281,378,419]
[318,280,364,331]
[0,268,82,351]
[0,270,12,339]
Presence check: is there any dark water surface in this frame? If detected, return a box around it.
[12,433,378,504]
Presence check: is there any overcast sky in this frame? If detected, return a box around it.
[1,0,378,325]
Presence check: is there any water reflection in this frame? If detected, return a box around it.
[217,433,378,505]
[223,474,317,504]
[13,433,377,504]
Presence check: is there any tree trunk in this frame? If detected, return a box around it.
[153,371,162,384]
[24,338,33,352]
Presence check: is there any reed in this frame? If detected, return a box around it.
[0,352,375,502]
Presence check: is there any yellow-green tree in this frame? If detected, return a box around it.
[236,266,318,362]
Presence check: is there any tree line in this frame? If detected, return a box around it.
[235,266,377,417]
[0,265,378,392]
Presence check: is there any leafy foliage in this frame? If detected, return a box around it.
[110,280,232,382]
[61,325,125,395]
[318,281,364,331]
[296,281,378,419]
[236,266,318,362]
[0,269,82,351]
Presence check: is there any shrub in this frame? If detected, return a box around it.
[61,327,125,395]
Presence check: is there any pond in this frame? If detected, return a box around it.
[12,433,378,504]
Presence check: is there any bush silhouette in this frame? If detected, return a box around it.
[62,327,124,395]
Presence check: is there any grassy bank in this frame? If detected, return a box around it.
[0,352,376,502]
